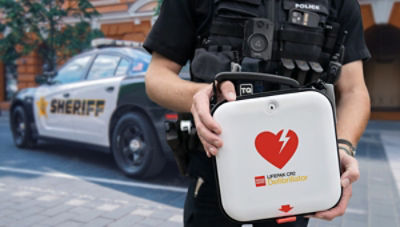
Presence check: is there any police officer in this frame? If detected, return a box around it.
[144,0,370,225]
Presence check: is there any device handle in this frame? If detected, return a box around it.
[214,72,300,88]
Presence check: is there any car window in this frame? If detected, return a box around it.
[53,55,92,84]
[115,58,130,76]
[179,61,191,80]
[128,50,150,76]
[87,55,121,80]
[129,60,148,76]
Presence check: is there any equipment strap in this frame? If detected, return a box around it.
[209,21,245,38]
[323,22,340,52]
[280,30,325,46]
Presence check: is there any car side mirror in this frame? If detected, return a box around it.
[35,75,48,85]
[35,71,58,85]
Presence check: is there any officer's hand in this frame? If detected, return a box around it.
[191,81,236,157]
[308,149,360,220]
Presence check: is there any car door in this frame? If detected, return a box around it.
[34,54,93,141]
[70,53,130,147]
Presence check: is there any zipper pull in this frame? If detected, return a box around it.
[194,177,204,198]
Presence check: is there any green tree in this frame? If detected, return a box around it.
[155,0,163,16]
[0,0,104,74]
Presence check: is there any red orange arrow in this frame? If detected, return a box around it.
[279,205,293,213]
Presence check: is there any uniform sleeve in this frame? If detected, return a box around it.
[143,0,196,66]
[337,0,371,65]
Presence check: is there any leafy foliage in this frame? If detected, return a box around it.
[0,0,104,72]
[155,0,163,16]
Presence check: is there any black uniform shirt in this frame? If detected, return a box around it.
[144,0,371,179]
[144,0,371,66]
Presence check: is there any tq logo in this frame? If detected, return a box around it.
[239,84,253,96]
[255,129,299,169]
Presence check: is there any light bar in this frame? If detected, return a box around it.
[91,38,142,48]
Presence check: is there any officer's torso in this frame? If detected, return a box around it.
[190,0,342,86]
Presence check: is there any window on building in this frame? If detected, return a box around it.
[87,55,121,80]
[53,55,92,84]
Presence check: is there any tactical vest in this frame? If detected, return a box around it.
[190,0,344,87]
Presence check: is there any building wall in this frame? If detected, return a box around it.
[65,0,137,13]
[1,0,153,108]
[101,20,151,42]
[364,57,400,110]
[16,52,42,90]
[361,4,375,30]
[389,2,400,28]
[360,3,400,120]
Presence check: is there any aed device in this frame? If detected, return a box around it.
[212,72,341,223]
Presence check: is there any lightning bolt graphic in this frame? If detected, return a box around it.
[279,129,290,153]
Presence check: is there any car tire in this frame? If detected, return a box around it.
[111,112,166,178]
[10,105,37,148]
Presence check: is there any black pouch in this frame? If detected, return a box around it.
[166,120,188,176]
[280,22,325,61]
[279,0,331,61]
[282,0,330,23]
[191,47,235,83]
[323,22,341,54]
[166,113,199,176]
[215,0,261,19]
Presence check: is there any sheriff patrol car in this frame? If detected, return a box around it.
[9,39,178,178]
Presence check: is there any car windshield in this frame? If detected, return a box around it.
[52,55,92,84]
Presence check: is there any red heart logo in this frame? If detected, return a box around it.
[255,129,299,169]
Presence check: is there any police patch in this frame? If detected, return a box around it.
[283,1,329,16]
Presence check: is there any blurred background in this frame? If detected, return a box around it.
[0,0,399,118]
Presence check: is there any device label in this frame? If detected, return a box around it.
[254,171,308,188]
[239,84,254,96]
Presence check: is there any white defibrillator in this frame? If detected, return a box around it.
[212,72,341,223]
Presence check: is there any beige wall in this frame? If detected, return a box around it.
[101,21,151,42]
[364,57,400,110]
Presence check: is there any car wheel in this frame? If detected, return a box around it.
[111,112,166,178]
[10,106,37,148]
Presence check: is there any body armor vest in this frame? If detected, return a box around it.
[190,0,344,87]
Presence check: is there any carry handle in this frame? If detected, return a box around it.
[214,72,300,88]
[211,72,301,107]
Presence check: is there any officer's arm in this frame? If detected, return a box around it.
[146,52,236,157]
[335,60,371,146]
[145,52,208,112]
[312,60,369,220]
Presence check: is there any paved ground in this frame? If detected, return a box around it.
[0,110,399,227]
[0,112,187,227]
[309,121,400,227]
